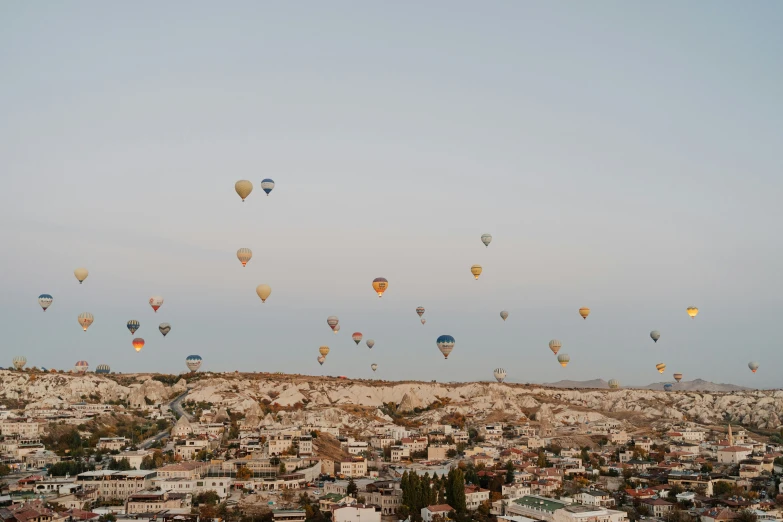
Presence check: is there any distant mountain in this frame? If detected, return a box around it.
[541,378,749,392]
[639,378,750,392]
[543,379,609,389]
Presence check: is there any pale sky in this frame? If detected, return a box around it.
[1,1,782,388]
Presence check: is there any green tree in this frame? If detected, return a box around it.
[278,461,286,474]
[0,464,10,476]
[347,477,358,497]
[505,461,515,484]
[108,458,131,471]
[735,510,758,522]
[449,468,467,513]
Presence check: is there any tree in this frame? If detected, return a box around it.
[449,468,467,513]
[199,504,217,522]
[505,461,515,484]
[735,510,758,522]
[236,466,252,481]
[668,484,683,498]
[347,477,358,497]
[537,450,547,468]
[713,481,733,497]
[278,461,286,474]
[108,458,131,471]
[0,464,10,477]
[281,488,294,503]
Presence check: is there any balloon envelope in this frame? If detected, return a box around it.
[186,355,202,372]
[557,353,570,367]
[656,363,666,374]
[470,265,482,280]
[38,294,53,311]
[421,318,426,325]
[235,180,253,201]
[74,267,89,284]
[372,277,389,297]
[319,346,330,357]
[149,296,164,312]
[237,248,252,267]
[256,284,271,303]
[664,383,674,392]
[327,316,339,330]
[579,307,590,319]
[352,332,363,345]
[78,312,94,332]
[261,178,275,195]
[549,340,561,355]
[650,330,661,343]
[317,356,325,366]
[74,361,89,373]
[437,335,455,359]
[95,364,111,374]
[481,234,492,247]
[748,361,759,373]
[159,323,171,337]
[132,338,145,352]
[687,307,699,318]
[493,368,506,383]
[371,363,378,372]
[608,379,620,389]
[12,356,26,370]
[127,320,140,335]
[416,306,425,317]
[673,373,682,382]
[500,310,509,321]
[366,339,375,349]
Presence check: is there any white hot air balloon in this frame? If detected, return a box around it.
[371,363,378,372]
[493,368,507,383]
[481,234,492,247]
[38,294,53,311]
[12,356,27,370]
[500,310,509,321]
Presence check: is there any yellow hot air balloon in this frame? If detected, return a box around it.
[235,180,253,202]
[77,312,94,332]
[372,277,388,297]
[319,346,330,357]
[132,338,145,352]
[557,353,570,367]
[656,363,666,374]
[256,284,271,303]
[74,267,89,284]
[686,307,699,319]
[579,307,590,320]
[237,248,252,267]
[470,265,482,280]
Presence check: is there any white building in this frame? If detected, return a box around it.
[421,504,454,522]
[717,446,752,464]
[332,505,380,522]
[553,506,628,522]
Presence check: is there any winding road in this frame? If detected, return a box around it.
[139,390,190,449]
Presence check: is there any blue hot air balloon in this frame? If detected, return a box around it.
[186,355,203,372]
[127,320,140,335]
[436,335,455,359]
[260,178,275,196]
[38,294,53,311]
[664,383,673,392]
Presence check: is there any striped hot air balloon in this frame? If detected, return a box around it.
[132,338,145,353]
[74,361,89,373]
[549,340,562,355]
[38,294,53,311]
[237,248,252,267]
[352,332,363,345]
[12,356,26,370]
[95,364,111,374]
[437,335,455,359]
[372,277,389,297]
[186,355,202,372]
[557,353,570,367]
[493,368,507,383]
[608,379,620,389]
[655,363,666,374]
[127,320,140,335]
[78,313,94,332]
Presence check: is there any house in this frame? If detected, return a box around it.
[575,489,614,508]
[96,438,129,451]
[390,446,409,462]
[114,450,154,470]
[470,454,495,467]
[338,457,367,478]
[332,505,380,522]
[125,490,190,514]
[422,504,454,522]
[701,508,740,522]
[718,446,752,465]
[401,437,428,454]
[272,509,307,522]
[171,416,193,438]
[506,495,570,522]
[364,481,402,516]
[175,438,210,460]
[428,445,451,461]
[639,498,674,517]
[75,470,157,500]
[553,505,628,522]
[155,461,211,479]
[464,485,490,511]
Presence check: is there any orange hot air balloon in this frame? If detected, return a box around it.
[470,265,482,280]
[655,363,666,374]
[372,277,388,297]
[132,338,145,352]
[319,346,330,357]
[579,307,590,320]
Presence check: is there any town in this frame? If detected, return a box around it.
[1,371,782,522]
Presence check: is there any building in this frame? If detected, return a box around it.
[575,489,615,508]
[155,462,211,479]
[338,457,367,478]
[24,450,60,469]
[717,446,752,464]
[506,495,570,522]
[298,435,313,456]
[269,436,294,456]
[0,420,43,437]
[152,476,232,499]
[553,505,628,522]
[465,485,490,511]
[364,481,402,516]
[96,438,129,451]
[114,450,154,470]
[422,504,454,522]
[332,505,381,522]
[390,446,409,462]
[76,470,157,500]
[401,437,428,454]
[272,510,307,522]
[428,445,450,461]
[125,490,190,514]
[639,499,674,517]
[175,438,210,460]
[172,416,193,438]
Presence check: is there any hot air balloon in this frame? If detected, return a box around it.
[237,248,252,267]
[673,373,682,383]
[686,307,699,319]
[421,319,426,325]
[557,354,570,367]
[12,356,26,370]
[650,330,660,343]
[74,361,89,373]
[95,364,111,374]
[74,267,89,284]
[366,339,375,349]
[437,335,455,359]
[549,340,562,355]
[416,306,425,317]
[608,379,620,389]
[372,277,388,297]
[319,346,330,357]
[579,307,590,320]
[127,320,140,335]
[470,265,482,280]
[493,368,507,383]
[371,363,378,372]
[235,180,253,201]
[481,234,492,247]
[38,294,53,311]
[333,324,341,334]
[159,323,171,337]
[256,284,271,303]
[132,338,145,353]
[748,361,759,373]
[664,383,673,392]
[327,316,339,331]
[318,355,325,366]
[186,355,202,372]
[149,296,164,312]
[655,363,666,374]
[261,178,275,196]
[352,332,363,345]
[500,310,509,321]
[78,312,94,332]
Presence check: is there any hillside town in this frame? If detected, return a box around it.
[1,371,782,522]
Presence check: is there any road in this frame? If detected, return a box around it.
[139,390,190,449]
